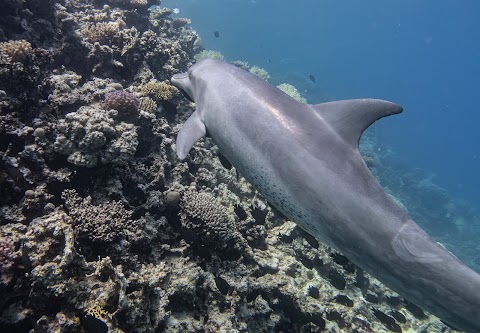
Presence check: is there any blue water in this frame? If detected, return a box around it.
[164,0,480,208]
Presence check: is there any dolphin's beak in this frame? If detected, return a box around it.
[171,73,194,102]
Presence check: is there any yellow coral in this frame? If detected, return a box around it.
[277,83,307,103]
[140,81,178,101]
[249,66,270,82]
[139,97,157,113]
[86,305,109,321]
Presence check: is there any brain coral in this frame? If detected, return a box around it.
[104,90,140,123]
[180,190,245,255]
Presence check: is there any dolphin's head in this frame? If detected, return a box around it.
[171,72,195,101]
[171,59,225,102]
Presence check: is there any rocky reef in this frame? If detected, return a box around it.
[0,0,477,332]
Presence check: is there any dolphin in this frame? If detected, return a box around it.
[171,58,480,333]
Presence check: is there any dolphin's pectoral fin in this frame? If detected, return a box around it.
[176,110,206,160]
[311,99,403,147]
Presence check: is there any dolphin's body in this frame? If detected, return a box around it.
[171,59,480,332]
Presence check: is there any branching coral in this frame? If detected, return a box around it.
[62,189,141,244]
[81,22,119,44]
[140,81,178,101]
[139,97,157,113]
[250,66,270,82]
[0,40,33,63]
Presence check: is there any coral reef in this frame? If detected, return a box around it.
[250,65,271,81]
[62,189,141,244]
[277,83,307,103]
[138,96,157,113]
[54,105,138,167]
[0,40,33,63]
[0,0,477,332]
[194,49,225,62]
[180,190,248,257]
[140,81,179,101]
[103,90,140,122]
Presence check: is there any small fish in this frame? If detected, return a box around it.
[267,58,272,63]
[173,8,180,14]
[308,74,316,83]
[218,153,232,170]
[214,31,220,38]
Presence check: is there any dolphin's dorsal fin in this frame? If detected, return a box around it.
[176,110,206,160]
[311,99,403,147]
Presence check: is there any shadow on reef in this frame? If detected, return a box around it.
[0,0,476,332]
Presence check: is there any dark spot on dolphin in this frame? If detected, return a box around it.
[214,30,220,38]
[309,74,316,83]
[218,153,232,169]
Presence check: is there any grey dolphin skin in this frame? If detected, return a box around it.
[171,59,480,332]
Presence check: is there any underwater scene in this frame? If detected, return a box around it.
[1,0,479,332]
